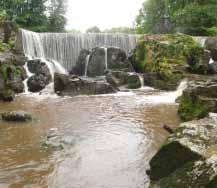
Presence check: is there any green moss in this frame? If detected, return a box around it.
[178,94,209,122]
[0,64,21,81]
[131,34,202,90]
[127,79,141,89]
[1,88,15,101]
[133,34,202,72]
[0,41,10,52]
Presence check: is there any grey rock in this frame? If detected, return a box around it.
[205,37,217,61]
[1,111,32,122]
[149,113,217,186]
[54,73,116,96]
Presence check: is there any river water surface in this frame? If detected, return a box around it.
[0,88,180,188]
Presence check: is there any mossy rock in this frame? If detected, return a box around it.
[150,155,217,188]
[178,78,217,121]
[0,63,21,81]
[1,111,32,122]
[127,74,141,89]
[178,94,210,122]
[149,114,217,184]
[132,34,198,73]
[130,34,203,90]
[1,89,15,102]
[143,72,183,91]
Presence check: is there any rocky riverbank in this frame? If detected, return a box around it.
[137,35,217,187]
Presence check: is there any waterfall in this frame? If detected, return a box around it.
[192,36,207,47]
[209,58,215,64]
[23,62,34,93]
[21,29,139,71]
[138,74,144,88]
[84,54,90,77]
[104,47,108,70]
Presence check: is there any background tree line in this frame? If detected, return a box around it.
[136,0,217,36]
[0,0,67,32]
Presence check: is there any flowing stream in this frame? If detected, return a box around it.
[0,86,185,188]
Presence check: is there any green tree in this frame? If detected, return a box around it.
[0,0,49,32]
[136,0,217,36]
[86,26,101,33]
[103,27,136,34]
[136,0,172,34]
[47,0,67,32]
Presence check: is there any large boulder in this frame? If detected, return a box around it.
[0,54,25,101]
[209,61,217,74]
[149,113,217,188]
[1,111,32,122]
[178,77,217,121]
[27,59,51,78]
[107,47,133,72]
[106,71,141,89]
[13,54,27,66]
[87,47,107,77]
[205,37,217,61]
[27,74,51,92]
[70,49,90,76]
[26,59,52,92]
[186,48,210,74]
[0,89,15,102]
[54,73,116,96]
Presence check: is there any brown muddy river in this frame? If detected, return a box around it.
[0,88,180,188]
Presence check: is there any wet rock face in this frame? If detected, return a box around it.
[27,74,51,92]
[54,73,116,96]
[87,47,107,77]
[107,47,133,72]
[27,59,52,92]
[205,37,217,61]
[72,47,133,77]
[178,76,217,121]
[209,61,217,74]
[70,49,90,76]
[106,71,141,89]
[0,52,26,101]
[1,111,32,122]
[149,114,217,188]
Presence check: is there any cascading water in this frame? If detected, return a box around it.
[21,29,139,71]
[104,47,108,70]
[84,54,90,77]
[192,36,207,47]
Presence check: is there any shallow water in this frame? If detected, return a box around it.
[0,89,180,188]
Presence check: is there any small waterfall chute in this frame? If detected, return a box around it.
[104,47,108,71]
[84,54,90,77]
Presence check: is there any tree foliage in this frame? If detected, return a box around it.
[47,0,67,32]
[86,26,101,33]
[103,27,136,34]
[136,0,217,36]
[0,0,67,32]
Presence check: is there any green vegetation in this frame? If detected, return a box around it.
[136,0,217,36]
[85,26,136,34]
[178,94,209,122]
[131,34,206,90]
[1,63,21,81]
[103,27,136,34]
[0,0,67,32]
[0,41,9,52]
[86,26,101,33]
[133,34,199,73]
